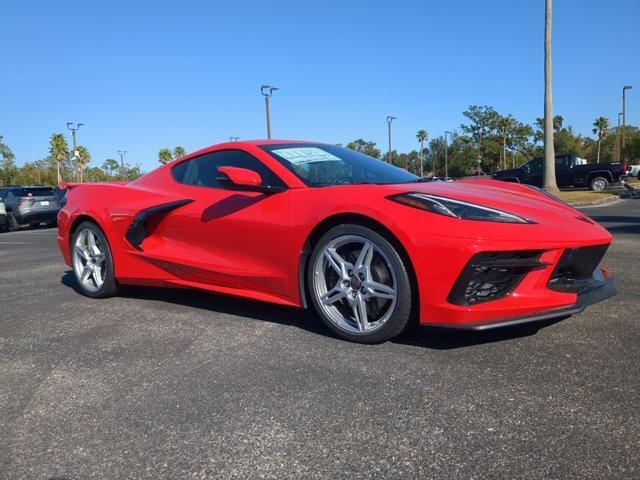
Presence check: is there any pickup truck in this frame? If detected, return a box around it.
[492,155,626,191]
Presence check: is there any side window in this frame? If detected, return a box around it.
[530,159,543,173]
[172,150,285,189]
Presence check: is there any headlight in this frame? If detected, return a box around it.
[389,193,534,224]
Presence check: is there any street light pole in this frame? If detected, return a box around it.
[444,131,452,179]
[117,150,127,180]
[261,85,279,139]
[386,116,396,163]
[622,85,633,160]
[66,122,84,182]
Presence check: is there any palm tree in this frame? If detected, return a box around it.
[158,148,173,164]
[76,146,91,182]
[49,133,69,184]
[416,130,428,178]
[543,0,559,193]
[173,146,186,159]
[592,117,610,163]
[498,116,516,170]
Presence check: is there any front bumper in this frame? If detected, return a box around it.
[431,275,616,330]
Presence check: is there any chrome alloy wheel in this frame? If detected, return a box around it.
[72,228,106,292]
[312,235,397,334]
[592,178,607,191]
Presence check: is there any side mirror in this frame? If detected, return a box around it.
[216,166,285,194]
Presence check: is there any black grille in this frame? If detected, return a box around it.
[547,244,609,293]
[448,251,544,306]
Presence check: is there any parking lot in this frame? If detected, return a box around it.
[1,200,639,479]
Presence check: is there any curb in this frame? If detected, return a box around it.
[567,194,627,208]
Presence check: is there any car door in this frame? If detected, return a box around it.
[555,156,573,188]
[520,158,543,187]
[158,149,293,299]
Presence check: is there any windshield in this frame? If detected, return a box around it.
[17,187,54,197]
[260,144,419,187]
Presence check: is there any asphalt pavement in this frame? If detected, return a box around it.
[1,199,639,479]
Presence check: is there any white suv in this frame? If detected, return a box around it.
[0,198,6,231]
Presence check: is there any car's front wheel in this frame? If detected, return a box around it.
[307,224,413,343]
[71,221,118,298]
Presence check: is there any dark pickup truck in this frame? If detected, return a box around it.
[492,155,626,191]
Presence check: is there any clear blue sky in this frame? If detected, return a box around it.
[1,0,638,171]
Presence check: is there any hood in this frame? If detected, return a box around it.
[383,178,612,243]
[492,168,520,178]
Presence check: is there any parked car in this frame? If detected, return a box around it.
[0,197,6,231]
[0,185,61,230]
[492,155,626,191]
[629,164,640,179]
[57,140,615,343]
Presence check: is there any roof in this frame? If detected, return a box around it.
[233,139,320,146]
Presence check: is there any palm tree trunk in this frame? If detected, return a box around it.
[596,139,601,163]
[543,0,559,192]
[503,135,507,169]
[57,160,61,185]
[419,141,424,177]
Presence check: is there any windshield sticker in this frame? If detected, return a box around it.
[272,147,341,165]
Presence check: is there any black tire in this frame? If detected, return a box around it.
[7,213,19,231]
[307,224,413,343]
[589,176,609,191]
[71,221,118,298]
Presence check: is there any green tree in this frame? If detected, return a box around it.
[592,117,610,163]
[158,148,173,164]
[49,133,69,184]
[173,146,186,159]
[345,139,381,159]
[102,158,120,177]
[0,135,18,186]
[460,106,501,172]
[76,145,91,181]
[416,130,428,177]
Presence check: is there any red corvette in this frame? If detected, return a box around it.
[57,140,616,343]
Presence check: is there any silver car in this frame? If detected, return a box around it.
[0,186,61,230]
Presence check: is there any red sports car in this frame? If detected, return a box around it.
[57,140,616,343]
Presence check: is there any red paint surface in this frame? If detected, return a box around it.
[58,140,613,326]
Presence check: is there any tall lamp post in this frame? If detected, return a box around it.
[622,85,633,160]
[443,131,452,179]
[386,116,396,163]
[117,150,127,179]
[66,122,84,181]
[261,85,278,139]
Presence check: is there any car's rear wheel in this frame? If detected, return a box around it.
[589,176,609,191]
[71,221,118,298]
[7,213,19,231]
[307,224,412,343]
